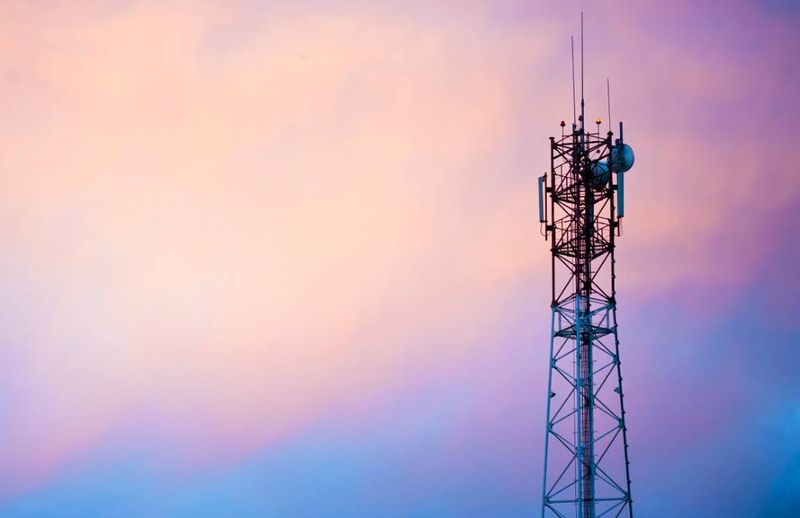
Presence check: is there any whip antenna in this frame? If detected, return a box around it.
[580,11,585,130]
[607,78,612,133]
[571,36,577,126]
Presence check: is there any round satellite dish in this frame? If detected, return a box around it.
[611,143,635,172]
[590,159,610,189]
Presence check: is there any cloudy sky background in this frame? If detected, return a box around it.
[0,0,797,516]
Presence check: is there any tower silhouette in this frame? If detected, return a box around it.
[537,16,635,518]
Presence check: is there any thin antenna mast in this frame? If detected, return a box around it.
[607,78,612,133]
[571,37,577,126]
[580,11,585,131]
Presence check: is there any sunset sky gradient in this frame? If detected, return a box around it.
[0,1,798,516]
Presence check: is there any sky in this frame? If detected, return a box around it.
[0,0,798,516]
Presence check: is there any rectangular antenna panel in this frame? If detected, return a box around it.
[538,175,547,223]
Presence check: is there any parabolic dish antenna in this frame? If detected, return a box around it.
[611,143,635,172]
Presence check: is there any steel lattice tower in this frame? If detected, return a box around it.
[537,20,635,518]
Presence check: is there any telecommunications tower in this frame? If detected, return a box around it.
[537,15,636,518]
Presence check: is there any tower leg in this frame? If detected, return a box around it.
[541,309,556,518]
